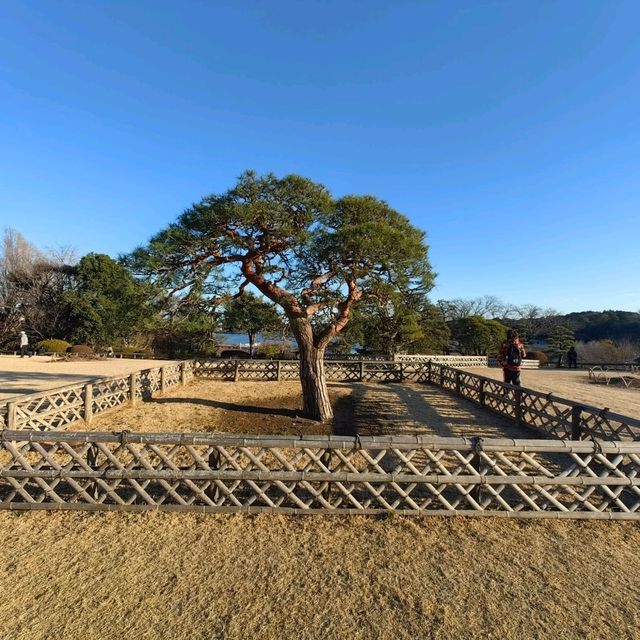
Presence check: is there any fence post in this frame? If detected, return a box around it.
[359,361,364,382]
[7,402,16,429]
[427,360,432,383]
[160,367,167,394]
[180,362,187,386]
[233,360,240,382]
[399,362,404,382]
[276,360,281,381]
[86,443,100,501]
[84,383,93,424]
[207,449,221,503]
[439,366,444,388]
[571,405,583,440]
[321,449,332,501]
[514,389,523,425]
[130,373,137,406]
[470,437,483,504]
[479,379,486,407]
[455,370,461,396]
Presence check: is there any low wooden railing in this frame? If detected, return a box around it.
[394,355,488,367]
[2,358,639,445]
[423,363,640,442]
[0,430,637,519]
[488,357,540,369]
[192,357,487,383]
[0,361,193,431]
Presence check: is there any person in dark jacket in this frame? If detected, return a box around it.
[567,345,578,369]
[497,329,527,386]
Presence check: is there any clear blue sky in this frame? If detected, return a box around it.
[1,1,639,314]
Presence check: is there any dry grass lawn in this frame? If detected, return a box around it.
[86,378,535,440]
[88,379,355,436]
[0,512,638,640]
[2,362,640,639]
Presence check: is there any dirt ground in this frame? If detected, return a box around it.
[471,367,640,418]
[0,511,638,640]
[89,379,354,436]
[0,354,176,401]
[86,378,533,440]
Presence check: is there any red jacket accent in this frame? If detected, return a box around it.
[498,338,526,371]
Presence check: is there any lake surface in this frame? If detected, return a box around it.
[216,333,294,348]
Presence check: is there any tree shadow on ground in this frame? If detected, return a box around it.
[331,392,356,436]
[151,383,355,431]
[150,396,301,419]
[347,381,538,440]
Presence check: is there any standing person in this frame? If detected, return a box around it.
[19,330,31,358]
[497,329,527,386]
[567,345,578,369]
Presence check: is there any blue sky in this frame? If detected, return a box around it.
[1,1,639,314]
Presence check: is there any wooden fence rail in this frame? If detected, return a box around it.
[0,430,637,519]
[422,363,640,442]
[2,358,639,445]
[192,357,487,383]
[0,361,194,431]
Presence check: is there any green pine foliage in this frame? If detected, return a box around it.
[222,293,282,357]
[548,325,576,364]
[64,253,154,347]
[448,316,508,355]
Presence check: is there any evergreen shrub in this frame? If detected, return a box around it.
[525,350,548,365]
[256,344,290,360]
[67,344,94,355]
[38,339,71,353]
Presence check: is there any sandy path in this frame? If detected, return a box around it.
[0,355,177,400]
[471,367,640,418]
[0,512,637,640]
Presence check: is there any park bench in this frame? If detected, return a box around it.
[588,365,640,389]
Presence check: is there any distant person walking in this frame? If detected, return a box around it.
[498,329,527,386]
[567,345,578,369]
[19,330,31,358]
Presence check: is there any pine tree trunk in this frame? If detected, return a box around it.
[291,318,333,422]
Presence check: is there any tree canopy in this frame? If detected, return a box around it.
[449,316,507,356]
[343,293,448,357]
[64,253,153,346]
[222,292,282,356]
[128,171,434,420]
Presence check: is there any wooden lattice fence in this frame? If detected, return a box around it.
[1,357,640,519]
[0,431,637,519]
[394,354,488,367]
[0,361,193,431]
[192,357,484,383]
[420,363,640,442]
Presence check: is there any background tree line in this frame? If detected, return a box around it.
[2,230,637,364]
[0,229,285,357]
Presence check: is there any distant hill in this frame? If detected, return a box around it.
[559,310,640,342]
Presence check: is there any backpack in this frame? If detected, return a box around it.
[506,342,522,367]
